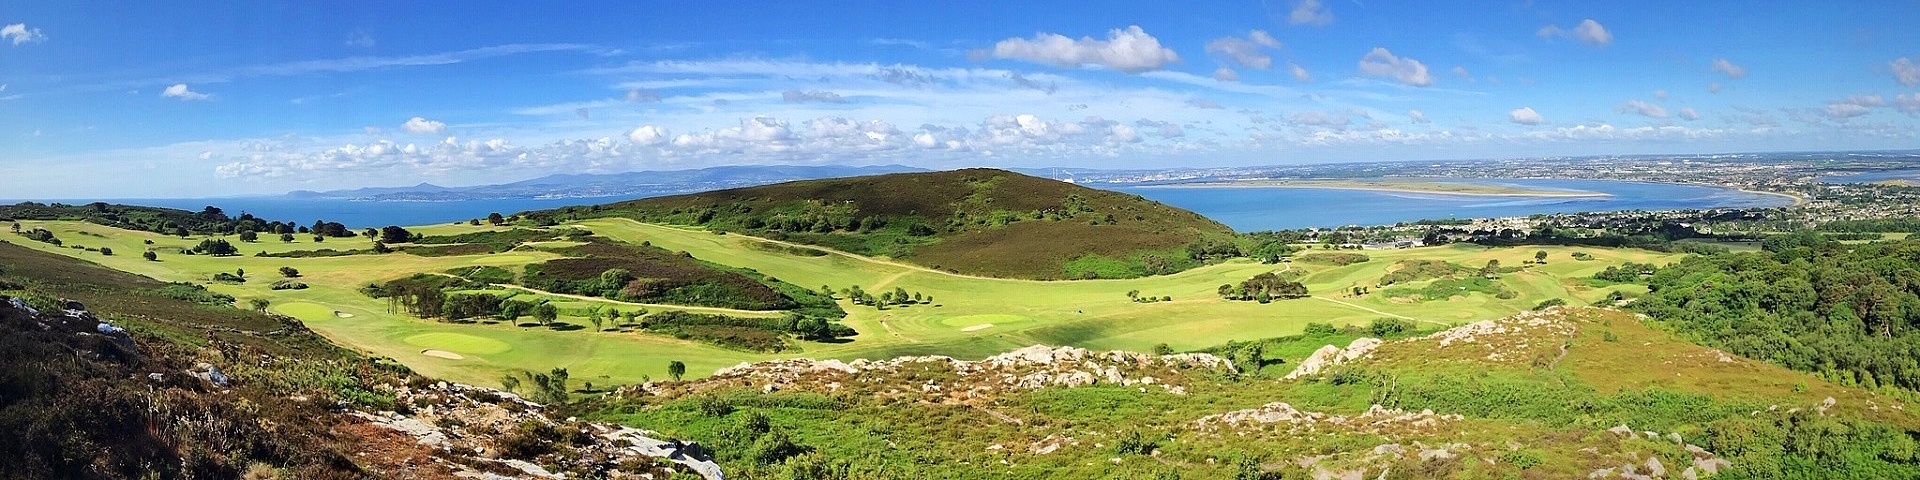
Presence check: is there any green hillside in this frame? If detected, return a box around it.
[524,168,1238,279]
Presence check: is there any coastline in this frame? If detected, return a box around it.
[1142,180,1613,198]
[1738,188,1809,206]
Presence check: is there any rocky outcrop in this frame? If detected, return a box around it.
[634,345,1234,404]
[1194,402,1462,436]
[353,381,724,479]
[1283,337,1381,380]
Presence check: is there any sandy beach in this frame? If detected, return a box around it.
[1145,180,1613,198]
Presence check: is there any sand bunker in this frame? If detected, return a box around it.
[961,323,994,332]
[334,311,355,318]
[421,349,465,360]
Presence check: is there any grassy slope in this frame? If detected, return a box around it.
[592,307,1920,479]
[543,168,1236,279]
[10,218,1679,393]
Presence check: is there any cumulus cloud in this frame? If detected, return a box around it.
[1677,108,1700,121]
[782,89,846,103]
[1289,63,1313,82]
[1617,99,1668,119]
[1509,107,1546,125]
[982,25,1179,73]
[161,83,210,100]
[1134,119,1185,138]
[627,125,671,146]
[1653,89,1668,100]
[1408,109,1430,123]
[1892,57,1920,86]
[2,23,45,45]
[1212,67,1240,81]
[1536,19,1612,46]
[1289,0,1333,25]
[401,117,447,135]
[1358,48,1433,87]
[1712,59,1746,79]
[1205,30,1279,69]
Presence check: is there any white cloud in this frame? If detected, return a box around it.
[1708,82,1724,94]
[1617,99,1668,119]
[1212,67,1240,81]
[1287,110,1353,128]
[1509,107,1546,125]
[1408,109,1430,124]
[1892,57,1920,87]
[401,117,448,135]
[1821,103,1872,122]
[1898,94,1920,115]
[1677,107,1700,121]
[983,25,1179,73]
[161,83,210,100]
[2,23,45,45]
[1653,89,1668,100]
[1288,63,1313,82]
[1358,48,1433,87]
[1186,98,1224,109]
[782,89,846,103]
[1712,59,1746,79]
[1536,19,1612,46]
[1205,30,1279,69]
[627,125,672,146]
[1450,66,1471,80]
[1289,0,1333,26]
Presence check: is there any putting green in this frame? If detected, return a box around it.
[942,314,1026,328]
[276,302,338,322]
[403,332,513,355]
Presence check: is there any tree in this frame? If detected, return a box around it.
[98,247,112,256]
[1480,259,1502,278]
[278,266,300,278]
[237,229,258,242]
[362,228,377,240]
[280,233,295,243]
[586,305,606,332]
[600,268,634,295]
[1534,250,1549,264]
[667,360,687,381]
[533,303,559,326]
[312,235,324,243]
[1127,289,1141,301]
[173,226,189,238]
[235,268,245,279]
[371,241,392,254]
[142,251,157,261]
[499,374,521,393]
[379,225,414,244]
[249,298,270,312]
[7,222,17,233]
[487,212,505,225]
[192,238,238,256]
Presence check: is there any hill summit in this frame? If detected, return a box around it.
[528,168,1236,279]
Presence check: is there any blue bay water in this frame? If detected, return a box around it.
[10,178,1790,233]
[1112,179,1792,231]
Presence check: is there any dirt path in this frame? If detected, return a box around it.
[427,273,780,317]
[1311,296,1447,326]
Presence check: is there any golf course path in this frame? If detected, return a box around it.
[1312,296,1445,326]
[426,273,781,317]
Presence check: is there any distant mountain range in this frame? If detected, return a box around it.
[282,164,930,201]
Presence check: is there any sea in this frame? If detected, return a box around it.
[9,178,1793,233]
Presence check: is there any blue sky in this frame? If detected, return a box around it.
[3,1,1919,197]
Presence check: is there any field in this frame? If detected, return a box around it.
[5,218,1680,389]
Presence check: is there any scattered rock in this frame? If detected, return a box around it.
[1284,337,1381,380]
[189,362,230,387]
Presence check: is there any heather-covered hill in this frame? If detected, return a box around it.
[524,168,1238,279]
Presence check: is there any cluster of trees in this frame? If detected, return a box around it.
[17,227,60,246]
[1218,272,1309,303]
[639,311,855,352]
[0,202,355,237]
[1125,290,1171,303]
[1593,262,1659,283]
[500,368,570,404]
[1632,239,1920,391]
[189,238,238,256]
[837,285,930,309]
